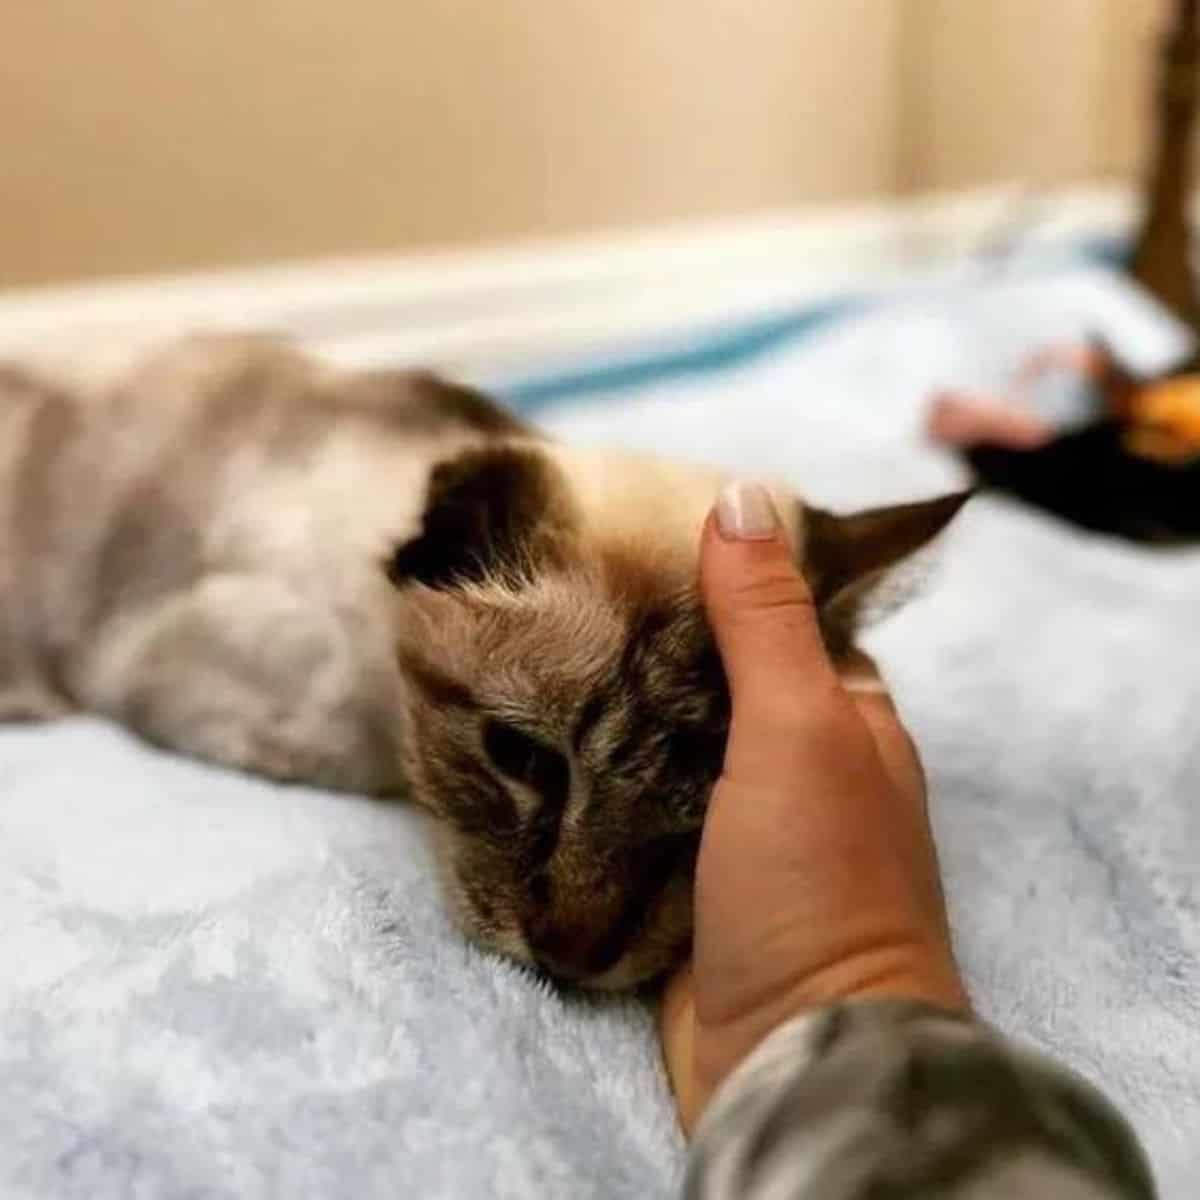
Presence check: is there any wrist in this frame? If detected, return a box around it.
[688,941,968,1132]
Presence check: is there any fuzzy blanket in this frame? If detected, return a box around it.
[2,262,1197,1197]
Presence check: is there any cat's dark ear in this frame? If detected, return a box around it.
[801,492,970,657]
[386,444,570,589]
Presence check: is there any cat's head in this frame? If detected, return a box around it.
[386,440,966,988]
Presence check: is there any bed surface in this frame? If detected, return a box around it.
[2,259,1198,1198]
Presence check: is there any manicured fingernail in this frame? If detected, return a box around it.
[715,481,780,540]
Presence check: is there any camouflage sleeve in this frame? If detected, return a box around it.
[683,999,1157,1200]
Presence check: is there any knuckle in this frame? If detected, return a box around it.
[722,566,814,619]
[738,686,851,745]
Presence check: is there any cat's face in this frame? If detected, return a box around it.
[395,563,726,987]
[387,441,965,988]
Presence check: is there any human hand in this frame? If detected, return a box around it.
[660,482,968,1133]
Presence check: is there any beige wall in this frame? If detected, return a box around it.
[0,1,1174,287]
[3,1,903,286]
[899,0,1104,190]
[898,0,1166,191]
[1097,0,1169,178]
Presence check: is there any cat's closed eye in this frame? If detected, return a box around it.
[482,720,569,803]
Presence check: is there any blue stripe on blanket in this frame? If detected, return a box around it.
[500,297,862,413]
[498,235,1128,416]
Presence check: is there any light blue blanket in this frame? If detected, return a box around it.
[2,262,1197,1197]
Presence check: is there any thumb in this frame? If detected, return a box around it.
[699,481,839,716]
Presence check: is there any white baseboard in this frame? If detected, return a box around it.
[0,184,1139,379]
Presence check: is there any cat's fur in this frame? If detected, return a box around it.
[0,332,965,988]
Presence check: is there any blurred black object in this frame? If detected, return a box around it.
[968,424,1200,545]
[965,339,1200,544]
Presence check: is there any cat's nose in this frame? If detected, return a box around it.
[523,918,622,982]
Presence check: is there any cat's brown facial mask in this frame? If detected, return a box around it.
[387,442,966,988]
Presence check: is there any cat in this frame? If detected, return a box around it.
[0,331,966,988]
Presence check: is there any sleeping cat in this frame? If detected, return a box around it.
[0,332,965,988]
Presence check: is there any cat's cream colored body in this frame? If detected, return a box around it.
[0,332,782,796]
[0,334,487,789]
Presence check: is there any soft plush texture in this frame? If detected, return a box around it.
[2,262,1198,1197]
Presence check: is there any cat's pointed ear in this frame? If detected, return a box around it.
[801,492,970,657]
[386,444,570,590]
